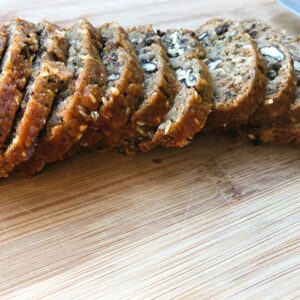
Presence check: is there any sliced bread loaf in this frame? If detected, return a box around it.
[0,19,38,148]
[140,29,213,150]
[24,19,107,175]
[195,19,267,129]
[0,22,71,177]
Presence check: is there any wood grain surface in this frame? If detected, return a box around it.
[0,1,300,299]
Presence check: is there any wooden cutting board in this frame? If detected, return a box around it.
[0,1,299,299]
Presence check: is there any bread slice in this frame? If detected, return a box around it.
[139,29,212,150]
[241,20,297,125]
[0,19,38,148]
[24,19,107,175]
[195,19,267,129]
[79,23,144,150]
[129,26,177,131]
[267,32,300,125]
[103,25,178,152]
[0,22,72,177]
[246,28,300,145]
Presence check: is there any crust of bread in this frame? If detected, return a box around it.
[0,24,8,60]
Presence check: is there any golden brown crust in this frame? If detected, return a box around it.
[0,19,38,148]
[23,19,106,176]
[0,24,8,60]
[290,105,300,124]
[0,22,71,177]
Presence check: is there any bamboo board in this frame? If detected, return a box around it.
[0,1,299,299]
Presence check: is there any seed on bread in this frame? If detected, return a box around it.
[165,31,186,57]
[141,61,158,73]
[294,61,300,72]
[260,46,285,62]
[215,24,229,35]
[175,68,198,87]
[206,58,223,70]
[107,73,120,81]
